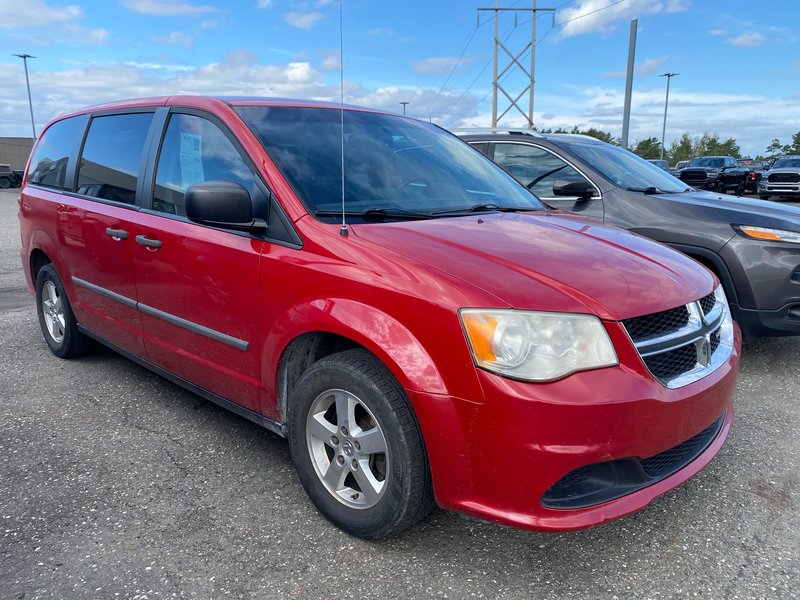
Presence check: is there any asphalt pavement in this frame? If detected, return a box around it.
[0,187,798,599]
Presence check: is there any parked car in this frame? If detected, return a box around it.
[758,156,800,200]
[0,163,22,188]
[679,156,749,194]
[647,159,669,171]
[19,97,739,539]
[457,130,800,338]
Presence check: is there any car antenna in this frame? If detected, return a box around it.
[338,0,348,237]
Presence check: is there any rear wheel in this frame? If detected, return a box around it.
[35,264,91,358]
[0,177,10,189]
[287,349,435,539]
[736,180,745,196]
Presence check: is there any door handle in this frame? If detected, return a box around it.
[105,227,128,239]
[135,235,162,249]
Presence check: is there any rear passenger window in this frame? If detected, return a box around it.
[77,113,154,205]
[153,113,254,216]
[27,116,86,190]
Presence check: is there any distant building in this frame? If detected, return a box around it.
[0,137,34,170]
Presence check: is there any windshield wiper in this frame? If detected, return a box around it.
[314,208,435,221]
[626,186,664,195]
[432,203,531,215]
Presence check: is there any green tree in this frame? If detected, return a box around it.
[667,133,694,165]
[766,138,784,156]
[693,132,740,158]
[631,137,662,159]
[789,131,800,155]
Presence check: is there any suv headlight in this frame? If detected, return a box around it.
[459,309,618,381]
[736,225,800,244]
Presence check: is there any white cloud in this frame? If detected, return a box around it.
[283,11,325,29]
[413,57,468,75]
[120,0,219,16]
[725,32,765,47]
[0,0,82,28]
[151,31,194,49]
[558,0,690,37]
[199,19,218,29]
[256,0,272,8]
[708,28,725,36]
[600,56,670,78]
[320,51,341,72]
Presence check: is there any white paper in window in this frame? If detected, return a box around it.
[179,132,204,189]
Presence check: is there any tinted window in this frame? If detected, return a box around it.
[27,116,86,190]
[236,106,544,220]
[773,158,800,169]
[153,113,254,216]
[77,113,154,204]
[689,157,725,168]
[492,143,593,199]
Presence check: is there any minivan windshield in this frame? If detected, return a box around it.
[772,158,800,169]
[689,157,725,168]
[562,140,690,194]
[236,106,545,221]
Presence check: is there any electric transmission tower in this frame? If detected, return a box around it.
[477,1,554,128]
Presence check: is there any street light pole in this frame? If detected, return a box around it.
[13,53,37,139]
[399,101,409,115]
[659,72,678,161]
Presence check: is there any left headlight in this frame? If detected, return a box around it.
[735,225,800,244]
[459,309,618,382]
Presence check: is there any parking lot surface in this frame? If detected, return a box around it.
[1,187,798,599]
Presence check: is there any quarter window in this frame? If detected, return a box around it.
[492,143,593,199]
[153,113,254,216]
[27,116,86,190]
[77,113,154,204]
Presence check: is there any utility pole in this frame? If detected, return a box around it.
[620,19,637,149]
[13,53,36,139]
[399,101,409,115]
[477,2,555,128]
[660,72,679,160]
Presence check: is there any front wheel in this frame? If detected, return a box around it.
[0,177,10,189]
[35,264,92,358]
[715,180,726,194]
[287,349,435,539]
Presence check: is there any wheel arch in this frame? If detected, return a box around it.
[269,298,450,423]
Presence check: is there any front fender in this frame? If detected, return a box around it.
[264,298,450,403]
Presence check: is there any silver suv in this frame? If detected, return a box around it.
[759,156,800,200]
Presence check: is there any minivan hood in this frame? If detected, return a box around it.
[351,212,714,321]
[655,189,800,229]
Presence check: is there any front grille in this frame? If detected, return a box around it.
[641,417,722,477]
[623,306,689,342]
[768,173,800,183]
[622,292,730,389]
[643,344,698,380]
[541,414,725,509]
[699,292,716,315]
[681,170,709,182]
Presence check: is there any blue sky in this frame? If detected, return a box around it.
[1,0,799,156]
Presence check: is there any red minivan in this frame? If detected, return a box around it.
[19,96,740,538]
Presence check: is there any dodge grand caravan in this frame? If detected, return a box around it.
[19,96,740,538]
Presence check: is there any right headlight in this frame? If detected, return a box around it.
[459,309,618,382]
[735,225,800,244]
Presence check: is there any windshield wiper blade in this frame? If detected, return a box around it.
[625,186,663,195]
[432,203,529,215]
[314,208,435,221]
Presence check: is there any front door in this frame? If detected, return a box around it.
[132,111,265,412]
[491,142,604,220]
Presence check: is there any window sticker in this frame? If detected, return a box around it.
[179,132,204,189]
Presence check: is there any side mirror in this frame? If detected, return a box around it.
[553,178,595,199]
[185,180,265,231]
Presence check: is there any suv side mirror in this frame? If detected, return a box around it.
[185,180,265,231]
[553,178,594,199]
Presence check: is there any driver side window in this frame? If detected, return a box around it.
[492,143,590,199]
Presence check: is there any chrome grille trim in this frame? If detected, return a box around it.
[623,292,734,389]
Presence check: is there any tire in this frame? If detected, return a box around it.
[0,177,10,189]
[35,264,92,358]
[715,180,726,194]
[759,194,769,200]
[736,180,745,196]
[287,349,435,539]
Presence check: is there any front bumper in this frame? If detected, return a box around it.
[409,321,740,532]
[759,182,800,196]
